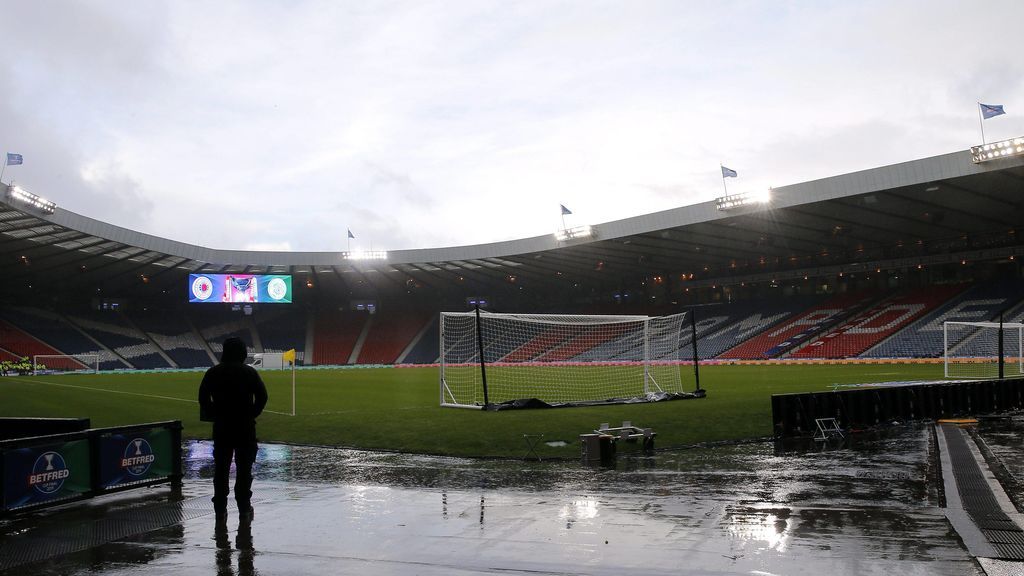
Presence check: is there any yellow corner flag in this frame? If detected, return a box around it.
[282,349,296,364]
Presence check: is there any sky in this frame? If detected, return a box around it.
[2,0,1024,253]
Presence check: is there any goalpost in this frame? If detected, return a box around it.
[944,320,1024,379]
[439,310,690,408]
[33,354,100,375]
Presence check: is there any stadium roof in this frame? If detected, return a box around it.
[2,147,1024,301]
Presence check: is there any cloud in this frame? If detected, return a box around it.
[3,0,1024,254]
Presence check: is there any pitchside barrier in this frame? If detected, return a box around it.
[771,379,1024,437]
[0,420,182,515]
[0,418,90,441]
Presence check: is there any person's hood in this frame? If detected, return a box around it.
[221,337,248,363]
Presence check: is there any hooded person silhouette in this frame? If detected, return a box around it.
[199,337,268,521]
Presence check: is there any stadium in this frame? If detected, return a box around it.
[6,131,1024,574]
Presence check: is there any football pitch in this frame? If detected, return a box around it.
[1,363,943,458]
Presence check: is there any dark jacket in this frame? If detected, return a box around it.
[198,339,268,428]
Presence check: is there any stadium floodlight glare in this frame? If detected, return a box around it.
[555,224,593,241]
[971,137,1024,163]
[715,189,771,211]
[6,185,56,215]
[342,250,388,260]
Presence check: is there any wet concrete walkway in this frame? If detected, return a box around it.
[936,422,1024,575]
[0,427,1006,575]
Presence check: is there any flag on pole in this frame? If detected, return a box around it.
[347,229,355,239]
[721,166,738,178]
[282,349,296,364]
[560,204,572,215]
[6,153,22,166]
[980,103,1006,120]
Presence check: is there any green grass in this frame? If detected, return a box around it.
[0,363,944,458]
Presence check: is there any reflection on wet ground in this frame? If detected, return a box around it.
[0,425,989,575]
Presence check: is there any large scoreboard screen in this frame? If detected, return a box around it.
[188,274,292,304]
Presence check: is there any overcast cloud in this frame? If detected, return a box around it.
[2,0,1023,252]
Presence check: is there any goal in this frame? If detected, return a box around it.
[944,321,1024,379]
[440,311,689,408]
[33,354,100,375]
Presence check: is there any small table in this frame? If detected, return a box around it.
[523,434,544,461]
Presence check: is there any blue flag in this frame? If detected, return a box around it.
[980,103,1006,120]
[560,204,572,215]
[721,166,737,178]
[6,153,22,166]
[347,229,355,239]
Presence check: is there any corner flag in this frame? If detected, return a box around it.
[283,349,296,364]
[721,166,738,178]
[980,103,1006,119]
[560,204,572,215]
[6,153,22,166]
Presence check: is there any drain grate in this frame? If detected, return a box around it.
[943,425,1024,561]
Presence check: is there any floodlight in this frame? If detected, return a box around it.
[715,190,771,211]
[343,250,388,260]
[6,184,56,214]
[971,137,1024,163]
[555,225,593,241]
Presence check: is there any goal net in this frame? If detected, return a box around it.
[440,311,690,408]
[33,354,100,375]
[944,321,1024,379]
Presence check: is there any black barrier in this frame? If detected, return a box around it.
[772,380,1024,437]
[0,421,182,514]
[0,418,90,441]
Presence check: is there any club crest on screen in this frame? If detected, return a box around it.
[191,275,214,300]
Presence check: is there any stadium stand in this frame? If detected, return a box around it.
[255,308,306,359]
[312,309,368,365]
[789,285,967,358]
[401,315,440,364]
[683,298,820,360]
[717,292,878,359]
[502,329,570,362]
[0,307,123,369]
[535,323,636,362]
[356,308,434,364]
[864,280,1024,358]
[0,317,66,361]
[66,311,170,369]
[132,310,213,368]
[193,310,255,358]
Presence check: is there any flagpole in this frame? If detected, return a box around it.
[720,164,729,196]
[978,102,987,144]
[560,209,567,231]
[0,159,7,185]
[291,357,296,416]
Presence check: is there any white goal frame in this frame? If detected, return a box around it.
[943,320,1024,379]
[439,311,688,409]
[33,354,100,375]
